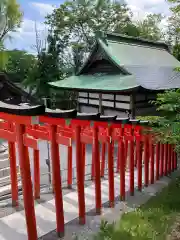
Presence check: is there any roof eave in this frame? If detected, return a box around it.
[49,82,140,93]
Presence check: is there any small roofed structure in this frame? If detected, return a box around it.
[49,32,180,118]
[0,73,38,105]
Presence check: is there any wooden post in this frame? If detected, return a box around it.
[144,135,149,187]
[129,137,134,195]
[130,94,135,119]
[167,144,171,174]
[91,150,95,180]
[100,143,106,177]
[8,142,18,207]
[49,124,64,237]
[150,143,154,184]
[93,125,101,214]
[136,138,142,191]
[67,146,73,189]
[75,125,85,225]
[164,144,168,176]
[82,143,86,183]
[156,143,160,180]
[77,92,80,112]
[16,124,38,240]
[120,139,125,200]
[99,93,103,114]
[33,149,40,199]
[108,126,114,207]
[117,141,120,173]
[170,145,174,172]
[160,144,164,177]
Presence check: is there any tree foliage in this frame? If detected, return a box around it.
[4,50,36,82]
[45,0,133,69]
[0,0,22,71]
[136,14,164,41]
[167,0,180,59]
[45,0,165,72]
[0,0,22,41]
[168,0,180,14]
[0,42,8,70]
[23,34,64,99]
[151,90,180,152]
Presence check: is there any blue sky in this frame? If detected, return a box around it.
[5,0,63,53]
[5,0,170,54]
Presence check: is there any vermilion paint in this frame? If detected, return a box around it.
[119,139,125,200]
[49,124,64,237]
[33,149,40,199]
[144,135,149,187]
[164,144,168,176]
[75,125,85,225]
[129,138,134,195]
[150,142,154,184]
[8,142,18,206]
[136,137,142,191]
[160,144,164,177]
[108,126,114,207]
[67,146,73,189]
[16,124,38,240]
[155,143,160,180]
[93,125,101,214]
[101,143,106,177]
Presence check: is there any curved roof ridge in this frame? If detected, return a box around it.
[98,31,170,51]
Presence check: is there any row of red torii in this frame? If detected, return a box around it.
[0,102,177,240]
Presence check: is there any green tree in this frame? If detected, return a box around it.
[135,14,164,41]
[4,50,37,83]
[45,0,133,68]
[147,1,180,152]
[0,0,22,41]
[24,34,64,99]
[45,0,165,72]
[168,0,180,13]
[151,90,180,152]
[167,0,180,59]
[0,0,22,71]
[0,43,8,70]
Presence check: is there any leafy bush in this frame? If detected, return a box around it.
[137,90,180,153]
[136,116,161,124]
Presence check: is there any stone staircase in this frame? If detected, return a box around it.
[0,143,22,198]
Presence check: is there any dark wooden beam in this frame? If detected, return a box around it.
[99,93,103,114]
[130,94,135,119]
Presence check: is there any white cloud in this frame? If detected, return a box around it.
[5,18,47,54]
[6,0,171,52]
[4,1,57,52]
[126,0,171,19]
[30,2,56,17]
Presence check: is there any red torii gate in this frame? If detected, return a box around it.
[0,102,177,240]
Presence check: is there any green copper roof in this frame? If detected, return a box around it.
[100,38,180,67]
[49,74,138,92]
[49,32,180,91]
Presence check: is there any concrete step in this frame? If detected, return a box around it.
[0,150,9,160]
[0,158,9,169]
[0,181,22,198]
[0,144,8,153]
[0,166,19,179]
[0,173,21,187]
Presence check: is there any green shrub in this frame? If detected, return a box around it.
[136,116,161,123]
